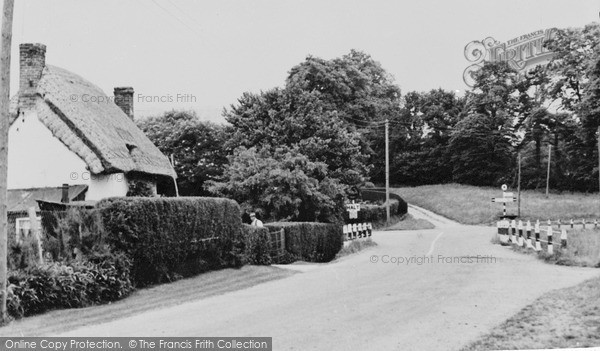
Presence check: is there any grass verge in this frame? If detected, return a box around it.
[394,184,600,225]
[384,213,435,231]
[460,275,600,350]
[335,238,377,259]
[496,228,600,267]
[0,265,295,336]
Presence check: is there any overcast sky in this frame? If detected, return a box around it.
[6,0,600,122]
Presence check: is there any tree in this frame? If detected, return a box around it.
[137,110,228,196]
[286,49,402,127]
[224,87,369,186]
[448,113,514,186]
[206,146,345,222]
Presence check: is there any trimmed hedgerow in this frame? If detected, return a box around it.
[265,222,343,263]
[239,224,271,265]
[360,189,408,216]
[95,197,243,286]
[6,251,133,318]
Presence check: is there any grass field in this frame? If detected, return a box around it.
[460,275,600,350]
[394,184,600,225]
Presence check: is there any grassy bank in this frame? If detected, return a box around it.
[460,275,600,350]
[384,213,435,230]
[394,184,600,225]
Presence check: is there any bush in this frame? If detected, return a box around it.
[239,224,271,265]
[96,197,243,286]
[6,252,133,319]
[360,188,408,216]
[265,222,343,262]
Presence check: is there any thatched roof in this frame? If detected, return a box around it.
[10,65,176,179]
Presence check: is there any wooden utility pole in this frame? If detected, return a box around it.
[597,126,600,194]
[0,0,14,324]
[385,119,390,225]
[170,154,179,197]
[517,152,521,217]
[546,144,552,198]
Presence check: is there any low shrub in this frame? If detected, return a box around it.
[96,197,243,286]
[265,222,343,262]
[239,224,272,265]
[360,188,408,216]
[6,251,133,319]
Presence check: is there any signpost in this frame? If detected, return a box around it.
[492,184,516,218]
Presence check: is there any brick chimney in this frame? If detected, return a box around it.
[114,87,134,120]
[19,43,46,109]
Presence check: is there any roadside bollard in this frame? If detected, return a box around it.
[570,219,574,229]
[558,219,561,230]
[367,222,372,237]
[534,220,541,251]
[561,229,568,249]
[511,220,517,243]
[358,222,364,238]
[595,219,598,229]
[526,220,532,249]
[343,224,349,240]
[518,220,524,247]
[547,225,553,255]
[582,219,586,229]
[352,223,358,239]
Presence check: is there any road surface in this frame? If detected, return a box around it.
[57,205,600,350]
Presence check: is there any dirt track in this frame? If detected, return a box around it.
[56,206,600,350]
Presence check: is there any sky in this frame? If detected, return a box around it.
[5,0,600,123]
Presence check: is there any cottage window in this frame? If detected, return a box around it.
[15,217,41,243]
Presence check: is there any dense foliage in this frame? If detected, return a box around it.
[265,222,343,262]
[137,110,228,196]
[7,251,133,318]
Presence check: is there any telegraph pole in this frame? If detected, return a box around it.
[385,119,390,225]
[0,0,14,324]
[517,152,521,217]
[546,144,552,198]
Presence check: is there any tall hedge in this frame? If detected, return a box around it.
[240,224,271,265]
[265,222,343,262]
[95,197,242,286]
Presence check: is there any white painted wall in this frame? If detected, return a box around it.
[7,110,129,200]
[86,172,129,201]
[8,110,88,189]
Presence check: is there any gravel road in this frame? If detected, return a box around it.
[57,206,600,351]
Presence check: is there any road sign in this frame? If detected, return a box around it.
[346,203,361,211]
[503,192,514,198]
[501,184,508,191]
[492,197,516,203]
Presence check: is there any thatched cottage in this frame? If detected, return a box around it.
[7,43,176,205]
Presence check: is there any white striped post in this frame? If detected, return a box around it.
[526,220,533,249]
[558,219,561,230]
[518,220,524,247]
[358,222,364,238]
[511,219,517,243]
[582,219,586,229]
[595,219,598,229]
[547,225,553,254]
[534,220,541,251]
[561,229,567,249]
[367,222,372,237]
[343,224,349,240]
[570,219,574,229]
[352,223,358,239]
